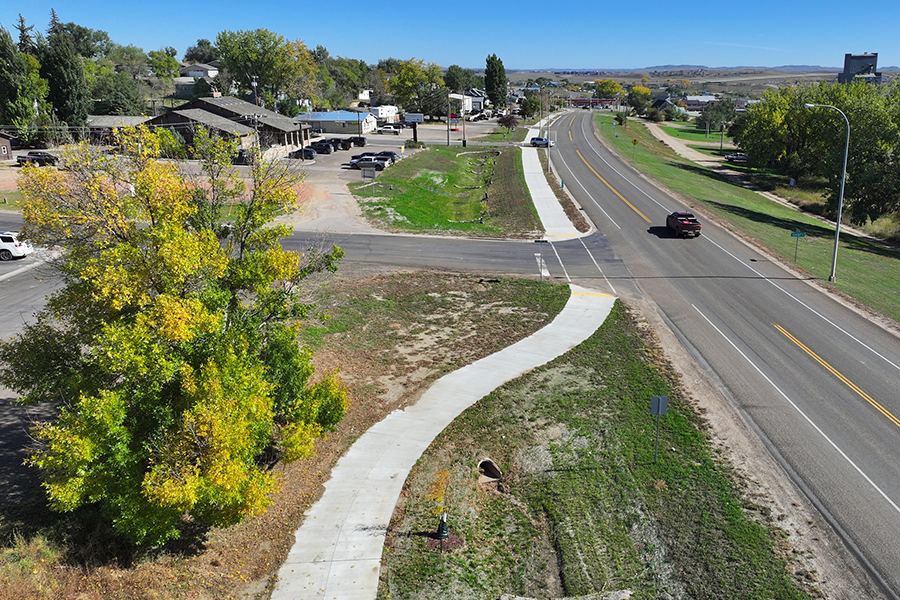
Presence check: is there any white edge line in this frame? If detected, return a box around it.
[693,303,900,516]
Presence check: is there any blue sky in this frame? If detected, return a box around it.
[2,1,898,71]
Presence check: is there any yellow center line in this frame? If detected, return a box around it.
[775,324,900,429]
[569,116,576,126]
[575,149,651,222]
[569,131,572,141]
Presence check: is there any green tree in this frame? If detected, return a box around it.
[2,127,347,546]
[387,58,444,115]
[626,85,652,115]
[92,70,147,115]
[485,53,507,108]
[14,13,36,54]
[0,25,26,122]
[520,94,541,119]
[444,65,480,94]
[184,39,218,64]
[731,80,900,224]
[38,21,90,129]
[696,97,735,133]
[108,44,149,79]
[216,29,295,104]
[148,49,180,80]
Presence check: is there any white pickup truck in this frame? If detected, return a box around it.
[377,125,401,135]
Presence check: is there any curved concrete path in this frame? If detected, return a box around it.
[272,285,616,599]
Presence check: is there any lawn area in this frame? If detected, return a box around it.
[596,113,900,322]
[349,145,542,237]
[475,126,529,143]
[379,301,816,600]
[659,123,735,146]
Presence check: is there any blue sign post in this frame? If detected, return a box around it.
[791,229,806,262]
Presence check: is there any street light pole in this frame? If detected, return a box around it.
[804,103,849,283]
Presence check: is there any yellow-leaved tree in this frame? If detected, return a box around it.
[0,126,347,545]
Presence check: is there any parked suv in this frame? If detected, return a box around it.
[311,142,334,154]
[530,137,553,148]
[347,136,367,147]
[0,232,33,261]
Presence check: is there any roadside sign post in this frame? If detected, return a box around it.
[632,139,638,159]
[651,396,668,463]
[362,168,376,196]
[791,229,806,262]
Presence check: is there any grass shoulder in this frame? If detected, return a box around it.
[349,145,542,238]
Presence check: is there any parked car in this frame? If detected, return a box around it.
[375,151,401,163]
[311,142,334,154]
[665,211,702,238]
[16,151,58,167]
[350,157,386,171]
[324,138,352,150]
[291,147,317,160]
[350,152,378,161]
[725,152,747,162]
[347,136,367,147]
[530,137,554,148]
[377,125,400,135]
[0,231,33,261]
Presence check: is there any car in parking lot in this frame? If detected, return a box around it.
[350,152,378,161]
[349,157,386,170]
[0,232,33,261]
[530,137,554,148]
[375,150,401,163]
[291,147,317,160]
[347,136,367,147]
[311,142,334,154]
[324,138,352,150]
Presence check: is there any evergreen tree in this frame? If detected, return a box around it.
[38,14,90,129]
[485,53,506,108]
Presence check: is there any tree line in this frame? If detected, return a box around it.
[1,11,509,145]
[731,80,900,225]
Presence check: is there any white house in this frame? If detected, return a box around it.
[367,105,399,122]
[181,63,219,79]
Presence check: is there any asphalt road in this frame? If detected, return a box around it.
[550,110,900,598]
[2,113,900,596]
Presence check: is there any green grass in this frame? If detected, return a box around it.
[476,126,529,143]
[349,145,542,237]
[596,113,900,322]
[379,301,814,599]
[659,123,734,146]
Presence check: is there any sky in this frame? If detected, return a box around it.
[2,0,899,71]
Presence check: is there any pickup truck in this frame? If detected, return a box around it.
[17,151,58,167]
[377,125,400,135]
[666,211,702,238]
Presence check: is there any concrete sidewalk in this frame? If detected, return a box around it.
[271,285,616,600]
[524,118,587,241]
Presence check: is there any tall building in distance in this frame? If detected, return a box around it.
[838,53,882,84]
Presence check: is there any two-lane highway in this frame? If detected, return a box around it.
[550,110,900,597]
